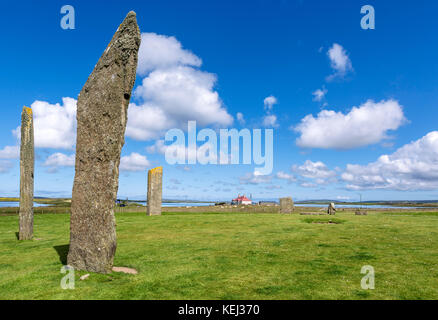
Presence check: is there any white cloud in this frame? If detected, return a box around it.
[342,131,438,190]
[146,139,167,154]
[262,95,279,128]
[147,139,228,164]
[43,152,75,173]
[44,153,75,167]
[125,104,169,141]
[262,114,278,128]
[263,95,277,111]
[0,146,19,159]
[293,160,336,181]
[127,33,233,141]
[120,153,151,172]
[276,171,296,183]
[295,99,406,149]
[326,43,353,80]
[14,98,77,149]
[312,87,327,102]
[239,171,273,185]
[300,182,318,188]
[137,33,202,75]
[17,34,232,149]
[236,112,245,125]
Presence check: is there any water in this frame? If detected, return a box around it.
[130,201,216,207]
[162,202,216,207]
[294,204,430,209]
[0,201,50,208]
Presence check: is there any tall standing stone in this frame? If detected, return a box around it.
[147,167,163,216]
[67,12,141,273]
[19,107,34,240]
[279,197,294,214]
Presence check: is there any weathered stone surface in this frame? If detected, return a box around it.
[328,202,336,215]
[19,106,34,240]
[67,12,141,273]
[147,167,163,216]
[279,197,294,214]
[355,210,368,215]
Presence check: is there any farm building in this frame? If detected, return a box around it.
[231,195,252,205]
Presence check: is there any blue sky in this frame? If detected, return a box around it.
[1,0,438,201]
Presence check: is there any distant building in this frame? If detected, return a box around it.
[259,201,277,206]
[232,195,252,205]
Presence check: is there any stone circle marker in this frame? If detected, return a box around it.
[67,12,141,273]
[147,167,163,216]
[19,106,34,240]
[279,197,294,214]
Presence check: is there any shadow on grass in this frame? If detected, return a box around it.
[15,232,19,240]
[54,244,69,265]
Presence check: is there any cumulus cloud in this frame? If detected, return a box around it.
[147,139,227,164]
[44,153,75,167]
[342,131,438,190]
[326,43,353,81]
[120,153,151,172]
[263,95,277,111]
[239,171,273,185]
[312,87,327,102]
[17,33,232,150]
[14,98,77,149]
[262,95,279,128]
[300,182,318,188]
[137,33,202,75]
[276,171,296,183]
[0,146,19,159]
[293,160,337,185]
[43,152,75,173]
[262,114,278,128]
[126,33,233,141]
[295,99,406,149]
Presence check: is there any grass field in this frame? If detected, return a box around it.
[1,210,438,299]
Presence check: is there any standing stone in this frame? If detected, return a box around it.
[67,12,141,273]
[19,107,34,240]
[147,167,163,216]
[279,197,294,214]
[328,202,336,215]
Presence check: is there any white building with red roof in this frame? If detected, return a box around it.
[231,195,252,205]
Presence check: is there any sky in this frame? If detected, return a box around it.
[1,0,438,201]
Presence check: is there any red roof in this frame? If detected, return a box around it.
[233,195,251,202]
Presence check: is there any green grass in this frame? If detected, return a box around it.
[1,211,438,299]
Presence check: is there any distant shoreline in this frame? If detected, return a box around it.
[1,197,438,208]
